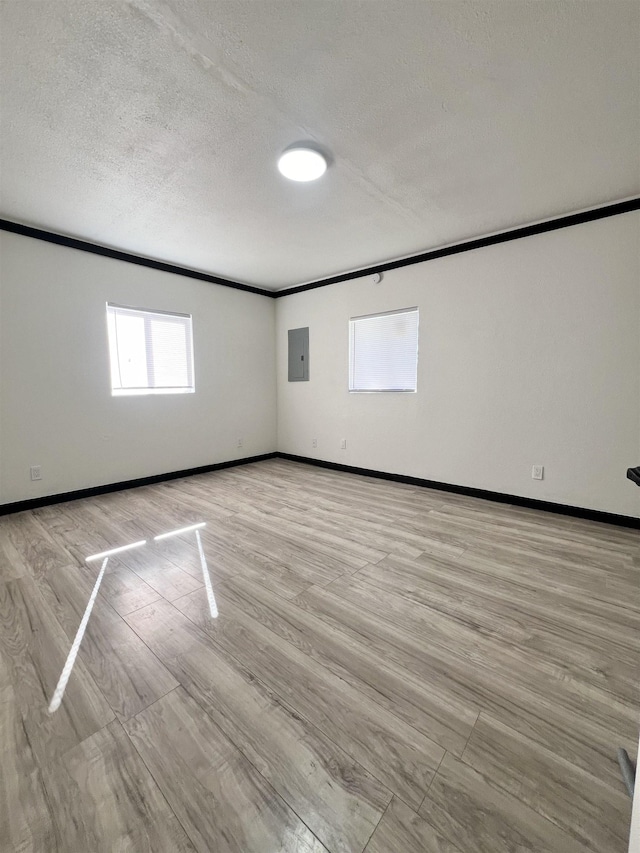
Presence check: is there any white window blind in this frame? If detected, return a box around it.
[106,304,194,395]
[349,308,418,392]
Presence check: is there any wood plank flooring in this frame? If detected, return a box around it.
[0,458,637,852]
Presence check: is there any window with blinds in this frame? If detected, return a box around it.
[106,304,194,395]
[349,308,418,392]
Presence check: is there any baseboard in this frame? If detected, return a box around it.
[0,453,278,516]
[2,450,638,529]
[277,453,640,530]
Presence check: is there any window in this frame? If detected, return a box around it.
[349,307,418,392]
[106,304,194,396]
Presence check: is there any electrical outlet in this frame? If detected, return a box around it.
[312,438,317,448]
[340,439,347,450]
[30,465,42,481]
[532,465,544,480]
[237,437,243,448]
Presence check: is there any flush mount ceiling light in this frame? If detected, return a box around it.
[277,146,327,182]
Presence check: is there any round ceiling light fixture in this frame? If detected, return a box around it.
[277,146,327,182]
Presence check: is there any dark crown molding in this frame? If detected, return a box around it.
[0,218,275,298]
[274,197,640,296]
[2,196,638,297]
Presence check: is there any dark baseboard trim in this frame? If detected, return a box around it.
[0,453,278,516]
[0,218,275,298]
[277,453,640,529]
[275,197,640,296]
[2,450,637,529]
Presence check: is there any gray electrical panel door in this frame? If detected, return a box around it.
[288,327,309,381]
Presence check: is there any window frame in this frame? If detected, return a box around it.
[106,302,195,397]
[348,306,419,393]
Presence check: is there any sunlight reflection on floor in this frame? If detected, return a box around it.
[48,523,215,713]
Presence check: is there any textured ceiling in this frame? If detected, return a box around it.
[1,1,638,289]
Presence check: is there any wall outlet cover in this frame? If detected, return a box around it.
[532,465,544,480]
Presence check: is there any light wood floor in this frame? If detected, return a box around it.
[0,458,638,852]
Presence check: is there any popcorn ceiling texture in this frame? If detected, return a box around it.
[1,0,638,288]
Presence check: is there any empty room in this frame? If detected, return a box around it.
[1,2,639,851]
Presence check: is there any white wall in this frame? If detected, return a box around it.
[276,212,640,518]
[2,212,638,518]
[0,231,276,504]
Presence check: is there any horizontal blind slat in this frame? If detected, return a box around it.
[107,304,194,393]
[349,308,418,391]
